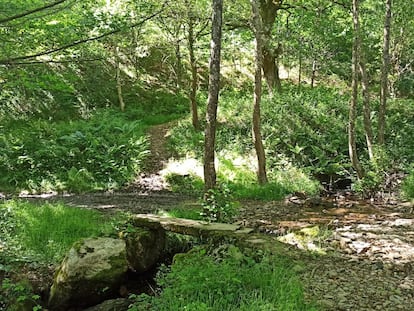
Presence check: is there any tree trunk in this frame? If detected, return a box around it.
[259,0,282,93]
[115,46,125,112]
[298,39,302,90]
[188,16,200,129]
[174,36,183,92]
[203,0,223,193]
[311,59,317,88]
[359,56,374,161]
[378,0,392,145]
[349,0,364,179]
[251,0,268,185]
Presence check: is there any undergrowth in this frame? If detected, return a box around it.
[129,246,318,311]
[0,200,119,265]
[0,91,187,194]
[168,84,414,196]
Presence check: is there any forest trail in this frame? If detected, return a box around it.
[129,121,177,192]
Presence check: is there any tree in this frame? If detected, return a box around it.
[258,0,283,93]
[250,0,268,185]
[203,0,223,193]
[378,0,392,145]
[349,0,364,179]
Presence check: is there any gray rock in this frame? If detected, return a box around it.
[48,237,128,310]
[124,226,165,273]
[83,298,132,311]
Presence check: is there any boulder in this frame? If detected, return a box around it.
[48,237,128,310]
[124,227,165,273]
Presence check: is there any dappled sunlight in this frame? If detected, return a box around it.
[161,157,204,179]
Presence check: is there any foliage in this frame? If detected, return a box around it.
[165,173,204,196]
[402,166,414,200]
[0,108,149,193]
[0,200,117,264]
[163,205,204,221]
[128,246,317,311]
[0,278,42,311]
[202,184,239,222]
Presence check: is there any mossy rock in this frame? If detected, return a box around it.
[48,237,128,310]
[124,227,165,273]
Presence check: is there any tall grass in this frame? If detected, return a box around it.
[130,246,318,311]
[0,200,117,263]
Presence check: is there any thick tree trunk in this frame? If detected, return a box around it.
[359,58,374,161]
[203,0,223,193]
[259,0,282,93]
[188,17,200,129]
[349,0,364,179]
[378,0,392,145]
[251,0,268,185]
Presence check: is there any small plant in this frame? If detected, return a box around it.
[201,184,238,222]
[0,278,42,311]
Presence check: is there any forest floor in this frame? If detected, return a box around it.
[22,123,414,311]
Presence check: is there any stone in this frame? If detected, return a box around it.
[124,226,165,273]
[48,237,128,310]
[83,298,132,311]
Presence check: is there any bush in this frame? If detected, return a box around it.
[402,167,414,200]
[0,109,149,193]
[202,184,239,222]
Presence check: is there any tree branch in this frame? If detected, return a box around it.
[0,6,165,65]
[0,0,69,24]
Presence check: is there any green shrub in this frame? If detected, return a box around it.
[0,278,42,311]
[202,184,239,222]
[0,109,149,193]
[402,167,414,200]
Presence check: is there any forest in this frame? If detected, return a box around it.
[1,0,414,310]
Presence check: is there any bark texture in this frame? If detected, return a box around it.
[188,16,200,129]
[359,59,374,161]
[378,0,392,145]
[258,0,282,93]
[251,0,268,185]
[203,0,223,193]
[349,0,364,179]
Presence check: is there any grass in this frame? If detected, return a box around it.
[0,200,119,264]
[130,246,318,311]
[162,205,204,221]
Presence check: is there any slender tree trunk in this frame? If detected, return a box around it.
[188,17,200,129]
[203,0,223,193]
[349,0,364,179]
[378,0,392,145]
[251,0,268,185]
[298,39,302,90]
[175,37,183,92]
[115,46,125,112]
[359,57,374,161]
[311,59,317,88]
